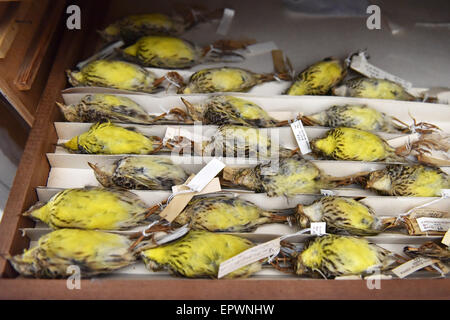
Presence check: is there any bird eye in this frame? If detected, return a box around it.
[124,182,133,189]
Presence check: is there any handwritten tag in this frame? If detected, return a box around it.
[246,41,278,56]
[416,217,450,232]
[320,189,335,196]
[159,178,221,223]
[163,127,204,144]
[187,158,225,192]
[218,237,281,279]
[290,120,311,154]
[387,133,420,148]
[310,222,326,235]
[156,224,190,245]
[216,8,234,35]
[392,257,434,279]
[217,228,312,278]
[442,229,450,246]
[349,52,413,90]
[441,189,450,198]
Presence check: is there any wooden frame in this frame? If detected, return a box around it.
[0,0,449,300]
[1,278,449,300]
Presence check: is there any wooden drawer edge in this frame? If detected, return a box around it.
[0,0,106,277]
[0,278,449,300]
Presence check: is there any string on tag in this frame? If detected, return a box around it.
[395,196,447,224]
[273,74,282,82]
[315,268,329,280]
[430,263,445,277]
[142,221,159,237]
[129,220,160,251]
[206,44,223,55]
[165,189,194,205]
[287,216,293,227]
[279,228,312,241]
[164,75,181,88]
[190,8,201,23]
[267,228,311,263]
[158,202,166,210]
[216,8,235,36]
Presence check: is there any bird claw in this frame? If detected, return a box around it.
[168,107,191,122]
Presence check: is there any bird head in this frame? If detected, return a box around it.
[366,170,392,192]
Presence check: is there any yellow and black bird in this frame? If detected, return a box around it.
[333,77,416,101]
[89,156,188,190]
[57,94,154,124]
[100,13,186,42]
[141,230,262,278]
[180,67,277,94]
[173,195,289,232]
[99,7,223,42]
[23,187,150,230]
[361,164,449,197]
[222,155,343,197]
[295,196,396,236]
[120,36,199,69]
[310,127,403,162]
[293,234,398,278]
[179,95,281,127]
[62,121,162,155]
[7,229,137,278]
[66,59,159,93]
[285,57,346,96]
[301,104,407,133]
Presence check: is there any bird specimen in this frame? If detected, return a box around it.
[173,95,283,127]
[89,156,188,190]
[300,104,410,133]
[66,59,160,93]
[295,196,397,236]
[285,57,346,96]
[141,230,261,278]
[310,127,403,162]
[173,195,289,232]
[292,234,398,278]
[61,121,163,155]
[7,229,137,278]
[57,94,155,124]
[357,164,449,197]
[23,187,151,230]
[178,67,286,94]
[222,155,346,197]
[333,77,416,101]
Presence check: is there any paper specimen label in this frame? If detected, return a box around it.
[290,120,311,154]
[350,52,412,90]
[187,158,225,192]
[416,217,450,232]
[320,189,335,196]
[156,225,190,245]
[392,257,434,279]
[160,178,221,222]
[216,8,235,35]
[218,237,281,279]
[442,229,450,246]
[163,127,204,143]
[310,222,326,235]
[441,189,450,198]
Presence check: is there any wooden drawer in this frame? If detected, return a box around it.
[0,0,449,299]
[0,0,66,126]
